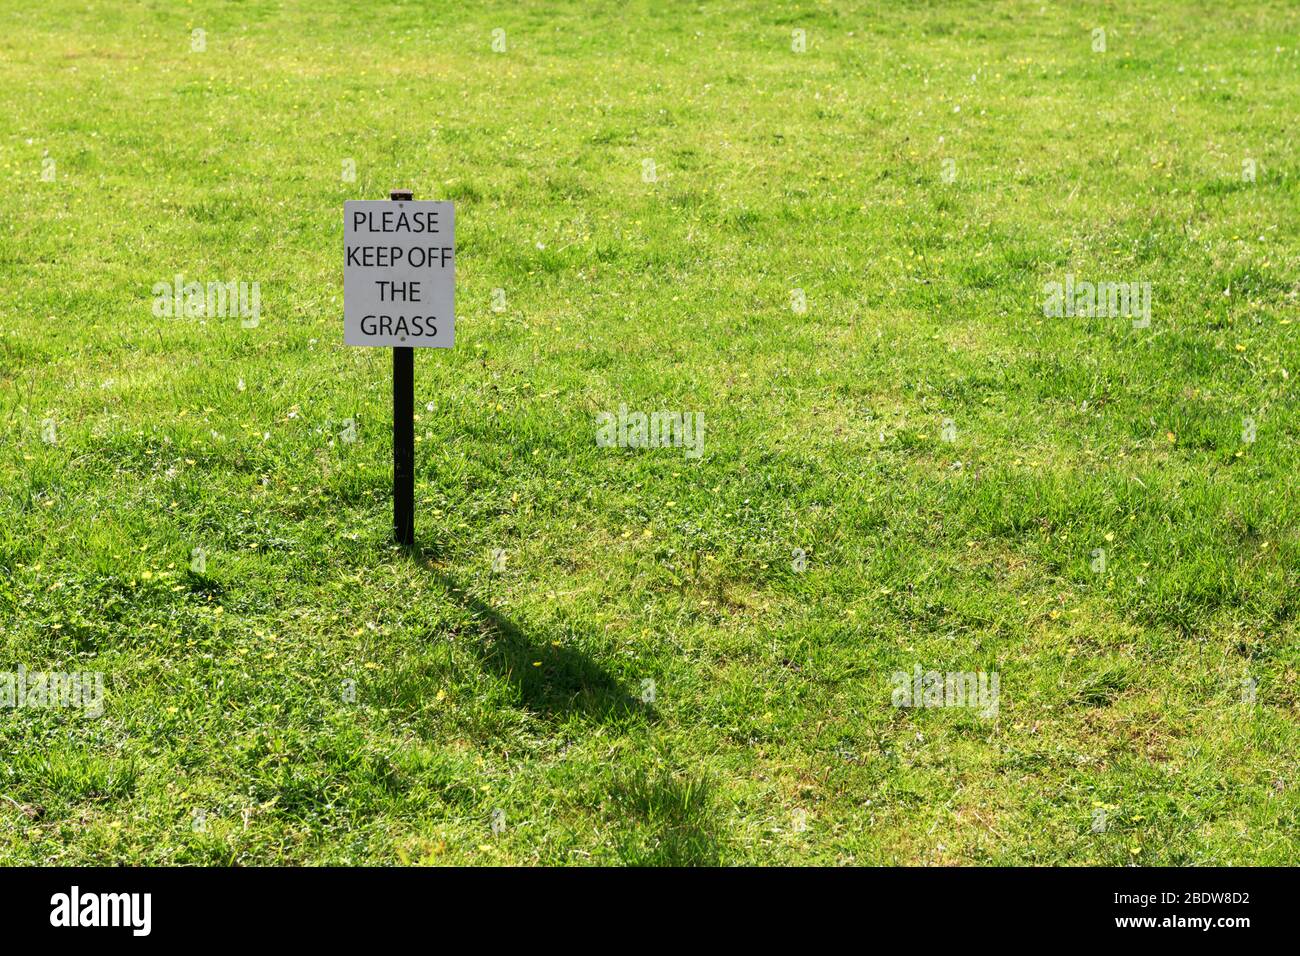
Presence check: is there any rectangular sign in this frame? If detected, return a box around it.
[344,200,454,347]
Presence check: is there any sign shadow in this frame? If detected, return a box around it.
[416,552,648,725]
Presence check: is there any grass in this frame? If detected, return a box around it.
[0,0,1297,865]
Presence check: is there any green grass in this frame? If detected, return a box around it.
[1,0,1298,865]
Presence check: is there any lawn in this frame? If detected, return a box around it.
[0,0,1297,865]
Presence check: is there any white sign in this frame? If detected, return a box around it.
[344,200,454,347]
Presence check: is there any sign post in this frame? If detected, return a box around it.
[392,298,414,547]
[343,189,455,547]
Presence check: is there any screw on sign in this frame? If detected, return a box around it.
[343,190,455,545]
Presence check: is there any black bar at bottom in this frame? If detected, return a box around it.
[2,866,1281,943]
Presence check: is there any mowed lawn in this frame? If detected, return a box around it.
[1,0,1297,865]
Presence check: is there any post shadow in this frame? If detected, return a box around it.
[414,547,648,725]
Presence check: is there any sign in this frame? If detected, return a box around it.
[344,199,454,347]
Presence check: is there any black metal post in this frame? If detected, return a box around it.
[391,188,415,547]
